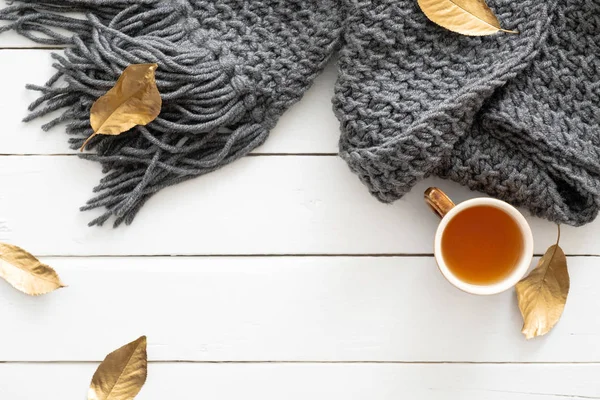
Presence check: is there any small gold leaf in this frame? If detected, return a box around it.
[0,243,66,295]
[417,0,517,36]
[81,63,161,150]
[516,226,569,339]
[89,336,148,400]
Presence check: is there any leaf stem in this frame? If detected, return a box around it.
[80,132,97,152]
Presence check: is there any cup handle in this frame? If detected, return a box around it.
[424,187,455,219]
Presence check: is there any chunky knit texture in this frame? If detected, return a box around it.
[1,0,600,226]
[335,0,600,226]
[0,0,342,226]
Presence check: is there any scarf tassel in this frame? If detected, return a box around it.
[0,0,268,227]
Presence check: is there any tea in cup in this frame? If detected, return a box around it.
[424,187,533,295]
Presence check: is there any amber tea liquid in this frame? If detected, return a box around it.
[441,205,523,285]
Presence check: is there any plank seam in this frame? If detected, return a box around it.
[0,153,338,157]
[33,254,600,258]
[0,46,66,50]
[1,360,600,365]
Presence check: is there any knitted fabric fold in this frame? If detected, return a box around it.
[335,0,600,226]
[0,0,342,226]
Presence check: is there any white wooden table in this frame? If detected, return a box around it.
[0,19,599,400]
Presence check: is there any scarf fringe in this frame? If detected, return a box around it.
[0,0,268,227]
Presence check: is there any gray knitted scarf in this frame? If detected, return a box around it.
[1,0,599,227]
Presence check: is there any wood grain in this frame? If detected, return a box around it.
[0,156,595,256]
[0,5,598,396]
[0,363,598,400]
[0,256,597,362]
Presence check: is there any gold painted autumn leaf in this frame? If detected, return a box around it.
[417,0,517,36]
[81,63,161,150]
[0,243,65,295]
[516,226,569,339]
[89,336,148,400]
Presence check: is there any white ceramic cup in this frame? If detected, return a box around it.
[424,187,534,295]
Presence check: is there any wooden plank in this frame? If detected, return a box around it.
[0,363,598,400]
[0,156,594,256]
[0,256,597,362]
[0,50,339,154]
